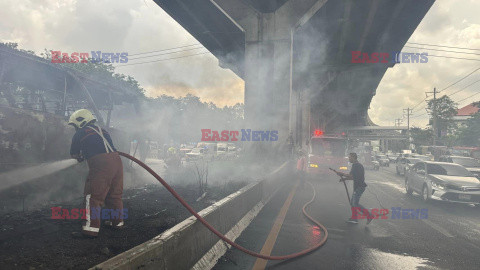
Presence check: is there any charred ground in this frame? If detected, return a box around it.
[0,180,248,270]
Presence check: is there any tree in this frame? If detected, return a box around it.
[410,127,433,149]
[2,43,146,100]
[457,111,480,146]
[427,95,457,140]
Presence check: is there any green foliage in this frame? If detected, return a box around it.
[1,42,245,145]
[410,127,433,149]
[427,95,458,133]
[457,112,480,146]
[2,43,145,97]
[1,42,35,55]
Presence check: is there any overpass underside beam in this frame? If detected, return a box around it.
[152,0,435,155]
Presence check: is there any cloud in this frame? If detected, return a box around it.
[369,1,480,127]
[1,0,479,126]
[0,0,243,107]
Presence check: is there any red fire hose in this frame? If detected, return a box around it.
[119,152,328,260]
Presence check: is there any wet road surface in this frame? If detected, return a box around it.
[214,166,480,270]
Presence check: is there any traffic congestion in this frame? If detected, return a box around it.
[303,133,480,207]
[2,0,480,269]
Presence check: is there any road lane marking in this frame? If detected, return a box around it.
[252,182,299,270]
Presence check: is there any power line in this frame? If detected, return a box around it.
[446,78,480,97]
[457,90,480,104]
[410,88,480,122]
[410,112,428,118]
[115,51,211,67]
[427,54,480,62]
[128,43,201,56]
[438,66,480,93]
[411,96,429,111]
[128,46,204,61]
[412,78,479,115]
[406,42,480,52]
[404,45,480,56]
[410,66,480,113]
[393,51,480,63]
[411,86,480,119]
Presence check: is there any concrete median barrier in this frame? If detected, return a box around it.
[91,162,290,270]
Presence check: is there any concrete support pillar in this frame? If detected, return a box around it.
[243,14,292,144]
[213,0,323,158]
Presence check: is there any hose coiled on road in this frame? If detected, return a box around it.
[119,152,328,260]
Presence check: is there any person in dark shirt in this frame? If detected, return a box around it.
[336,153,372,225]
[70,124,117,160]
[68,109,124,238]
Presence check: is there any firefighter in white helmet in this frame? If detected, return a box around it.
[68,109,124,238]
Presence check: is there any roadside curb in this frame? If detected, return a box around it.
[90,161,290,270]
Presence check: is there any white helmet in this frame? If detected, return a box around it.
[68,109,96,129]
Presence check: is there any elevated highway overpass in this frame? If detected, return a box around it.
[153,0,435,148]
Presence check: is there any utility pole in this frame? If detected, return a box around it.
[403,108,413,149]
[395,118,403,127]
[426,87,437,146]
[434,87,437,146]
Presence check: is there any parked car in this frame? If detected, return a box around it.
[396,153,411,159]
[227,142,236,152]
[405,161,480,205]
[179,147,193,157]
[376,154,390,167]
[216,143,238,160]
[438,155,480,178]
[386,154,397,163]
[396,157,422,176]
[195,142,217,160]
[186,148,205,161]
[217,143,228,157]
[411,155,432,161]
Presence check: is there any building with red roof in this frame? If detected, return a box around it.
[454,103,480,125]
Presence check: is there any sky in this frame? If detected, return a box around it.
[0,0,479,128]
[370,0,480,127]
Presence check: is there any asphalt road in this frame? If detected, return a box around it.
[214,165,480,270]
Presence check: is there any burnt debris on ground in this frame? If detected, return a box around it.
[0,181,247,270]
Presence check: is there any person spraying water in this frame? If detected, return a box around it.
[333,152,374,225]
[68,109,124,238]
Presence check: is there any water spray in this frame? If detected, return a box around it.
[0,159,77,192]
